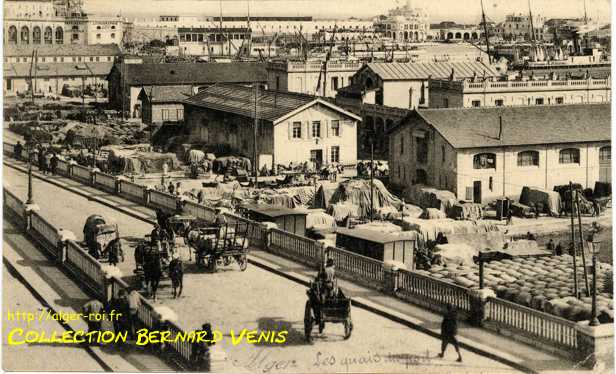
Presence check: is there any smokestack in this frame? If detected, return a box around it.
[498,115,503,140]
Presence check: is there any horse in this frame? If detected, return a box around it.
[169,257,184,299]
[143,250,162,300]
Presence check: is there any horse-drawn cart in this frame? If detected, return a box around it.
[185,221,249,272]
[304,281,353,342]
[82,214,122,262]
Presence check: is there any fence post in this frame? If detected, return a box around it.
[143,186,152,206]
[56,229,76,264]
[383,263,399,294]
[68,160,76,178]
[91,168,100,186]
[24,203,40,231]
[575,323,614,370]
[468,289,495,326]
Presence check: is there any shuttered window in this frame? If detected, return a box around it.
[559,148,580,164]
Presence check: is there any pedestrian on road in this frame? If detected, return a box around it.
[109,290,130,338]
[82,298,105,334]
[127,289,141,339]
[547,239,555,254]
[438,305,462,362]
[592,200,601,217]
[49,153,58,175]
[506,206,513,226]
[168,182,175,195]
[554,242,563,256]
[14,141,23,161]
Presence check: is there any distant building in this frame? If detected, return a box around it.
[138,85,193,125]
[373,0,429,42]
[495,13,547,41]
[3,0,128,46]
[3,44,120,96]
[183,84,360,170]
[106,62,267,117]
[429,76,611,108]
[266,59,363,98]
[175,27,251,57]
[388,104,611,203]
[335,61,501,158]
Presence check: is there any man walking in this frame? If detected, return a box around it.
[82,298,105,334]
[438,305,462,362]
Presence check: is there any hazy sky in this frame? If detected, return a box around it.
[83,0,611,23]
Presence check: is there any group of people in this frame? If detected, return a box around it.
[14,141,60,175]
[81,288,141,340]
[356,161,389,178]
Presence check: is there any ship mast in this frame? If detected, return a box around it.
[583,0,588,25]
[528,0,535,43]
[480,0,492,64]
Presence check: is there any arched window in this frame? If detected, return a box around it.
[447,32,453,39]
[455,32,462,39]
[473,153,496,169]
[44,26,52,44]
[21,26,29,43]
[8,25,17,44]
[517,150,539,166]
[599,146,611,163]
[32,26,41,44]
[559,148,580,164]
[55,27,63,44]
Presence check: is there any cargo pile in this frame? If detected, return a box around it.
[416,255,614,323]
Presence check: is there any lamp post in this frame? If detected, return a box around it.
[26,144,34,205]
[589,236,602,327]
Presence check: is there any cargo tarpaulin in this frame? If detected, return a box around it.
[519,186,562,216]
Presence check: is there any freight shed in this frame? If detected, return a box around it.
[335,228,417,269]
[241,203,307,236]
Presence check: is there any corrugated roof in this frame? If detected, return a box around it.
[3,62,114,78]
[365,61,501,81]
[183,84,316,122]
[414,104,610,149]
[4,43,121,57]
[118,62,267,86]
[140,85,193,103]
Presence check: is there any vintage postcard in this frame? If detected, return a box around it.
[1,0,613,372]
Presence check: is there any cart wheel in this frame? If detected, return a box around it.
[304,301,313,342]
[343,318,353,340]
[237,255,248,271]
[223,256,232,266]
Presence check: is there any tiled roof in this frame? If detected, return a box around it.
[3,62,114,78]
[4,43,121,57]
[183,84,316,122]
[139,85,193,103]
[413,104,610,149]
[117,62,267,86]
[365,61,501,81]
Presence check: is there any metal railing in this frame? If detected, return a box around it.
[4,188,25,220]
[30,211,61,257]
[149,190,178,212]
[56,159,70,176]
[224,213,265,246]
[4,143,15,156]
[72,164,92,183]
[485,297,578,351]
[183,201,217,222]
[396,269,472,314]
[95,172,116,192]
[328,246,385,287]
[65,240,106,299]
[118,180,146,202]
[268,228,320,267]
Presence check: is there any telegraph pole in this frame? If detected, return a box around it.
[253,83,259,188]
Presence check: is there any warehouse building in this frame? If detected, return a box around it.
[388,104,611,203]
[182,84,360,171]
[106,62,267,117]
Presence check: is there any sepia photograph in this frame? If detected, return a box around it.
[0,0,613,372]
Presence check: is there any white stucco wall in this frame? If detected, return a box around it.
[273,103,358,166]
[455,142,611,203]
